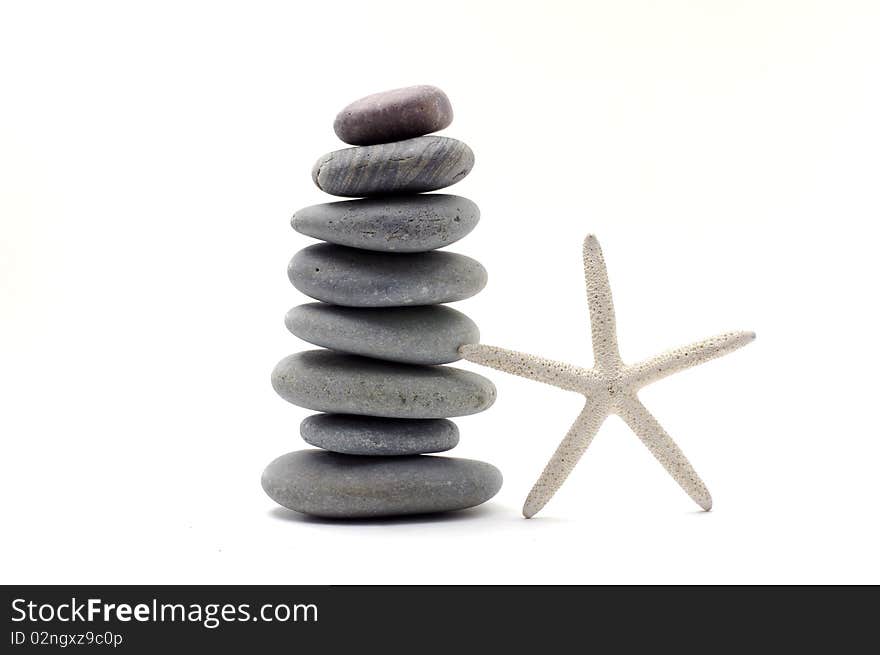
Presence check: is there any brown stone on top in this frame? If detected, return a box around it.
[333,85,454,146]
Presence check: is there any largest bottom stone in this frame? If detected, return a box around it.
[262,450,502,518]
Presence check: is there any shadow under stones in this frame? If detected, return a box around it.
[267,502,502,526]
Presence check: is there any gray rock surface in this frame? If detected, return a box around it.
[312,136,474,197]
[285,303,479,365]
[333,85,454,146]
[271,350,496,418]
[262,450,503,517]
[288,243,487,307]
[292,194,479,252]
[300,414,459,456]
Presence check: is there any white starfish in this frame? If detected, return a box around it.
[460,235,754,518]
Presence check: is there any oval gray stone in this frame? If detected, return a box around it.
[262,450,502,518]
[312,136,474,198]
[288,243,487,307]
[333,85,454,146]
[285,304,479,365]
[292,194,479,253]
[301,414,459,456]
[271,350,496,418]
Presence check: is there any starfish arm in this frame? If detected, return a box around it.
[459,343,600,394]
[625,330,756,389]
[583,235,621,369]
[615,394,713,511]
[522,400,610,518]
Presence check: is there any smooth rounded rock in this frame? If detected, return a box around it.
[262,450,503,518]
[333,85,454,146]
[271,350,496,418]
[288,243,487,307]
[300,414,459,456]
[312,136,474,198]
[285,304,479,365]
[292,194,479,253]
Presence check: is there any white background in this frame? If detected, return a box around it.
[2,0,879,584]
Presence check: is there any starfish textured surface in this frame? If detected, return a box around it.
[459,235,754,518]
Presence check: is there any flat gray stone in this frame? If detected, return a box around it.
[285,304,479,365]
[333,85,454,146]
[300,414,459,455]
[262,450,502,518]
[292,194,479,252]
[312,136,474,198]
[271,350,496,418]
[288,243,487,307]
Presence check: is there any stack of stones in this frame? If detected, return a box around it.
[262,85,502,518]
